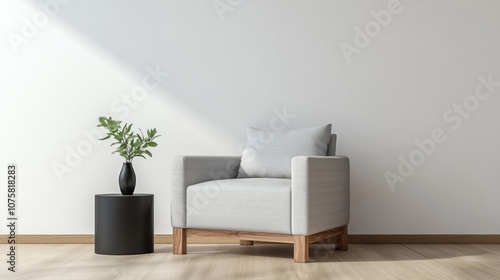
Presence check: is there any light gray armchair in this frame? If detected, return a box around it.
[171,134,349,262]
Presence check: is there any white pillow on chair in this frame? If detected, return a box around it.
[237,124,332,178]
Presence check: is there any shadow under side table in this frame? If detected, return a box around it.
[95,194,154,255]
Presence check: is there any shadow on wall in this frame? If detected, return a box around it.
[20,0,348,134]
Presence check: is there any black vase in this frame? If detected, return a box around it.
[119,162,136,195]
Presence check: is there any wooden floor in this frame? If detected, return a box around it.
[1,243,500,279]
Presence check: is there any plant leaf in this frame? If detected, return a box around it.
[147,142,158,147]
[99,117,107,125]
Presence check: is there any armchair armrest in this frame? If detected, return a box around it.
[171,156,241,228]
[291,156,350,235]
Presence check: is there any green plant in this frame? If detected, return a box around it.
[97,116,160,162]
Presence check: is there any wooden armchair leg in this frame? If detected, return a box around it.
[173,228,186,254]
[240,240,254,246]
[336,225,348,251]
[293,236,309,263]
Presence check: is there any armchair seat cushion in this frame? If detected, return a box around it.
[186,178,291,234]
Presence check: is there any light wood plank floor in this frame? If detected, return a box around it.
[1,243,499,279]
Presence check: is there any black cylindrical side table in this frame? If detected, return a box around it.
[95,194,154,255]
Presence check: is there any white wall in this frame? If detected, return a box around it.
[1,0,499,235]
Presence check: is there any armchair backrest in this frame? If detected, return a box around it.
[326,134,337,156]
